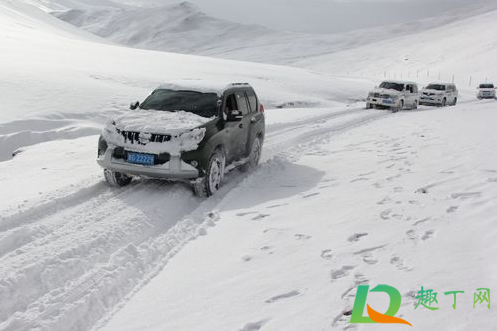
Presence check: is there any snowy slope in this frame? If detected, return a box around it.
[298,4,497,89]
[46,0,497,64]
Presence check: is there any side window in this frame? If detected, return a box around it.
[225,94,237,113]
[236,92,250,115]
[246,91,258,113]
[406,84,414,93]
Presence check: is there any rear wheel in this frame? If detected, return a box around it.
[452,97,458,106]
[193,150,225,197]
[240,136,262,172]
[104,169,132,187]
[441,98,447,107]
[413,100,418,110]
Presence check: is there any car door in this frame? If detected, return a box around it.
[221,90,251,162]
[405,84,415,107]
[246,89,264,149]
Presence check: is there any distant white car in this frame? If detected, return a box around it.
[420,83,458,107]
[477,83,496,99]
[366,80,420,112]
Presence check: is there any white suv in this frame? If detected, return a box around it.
[477,83,496,99]
[420,83,458,107]
[366,81,419,112]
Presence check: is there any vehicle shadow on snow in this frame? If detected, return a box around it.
[220,158,326,211]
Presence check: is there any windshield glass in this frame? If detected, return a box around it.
[426,84,446,91]
[379,82,404,91]
[479,84,494,89]
[140,89,219,118]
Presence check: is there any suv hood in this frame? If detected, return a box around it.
[112,109,212,135]
[102,109,213,155]
[370,88,402,96]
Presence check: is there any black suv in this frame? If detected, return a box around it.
[97,82,265,197]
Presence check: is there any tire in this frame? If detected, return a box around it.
[104,169,132,187]
[366,103,373,109]
[441,98,447,107]
[413,100,418,110]
[193,150,225,197]
[392,100,403,113]
[452,97,457,106]
[240,136,262,172]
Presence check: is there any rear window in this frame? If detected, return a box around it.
[246,91,258,113]
[479,84,494,89]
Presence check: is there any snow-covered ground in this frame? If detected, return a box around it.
[1,0,497,330]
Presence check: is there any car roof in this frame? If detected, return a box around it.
[381,80,417,85]
[427,82,455,86]
[156,80,252,96]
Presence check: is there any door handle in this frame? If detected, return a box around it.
[250,117,257,124]
[239,123,243,129]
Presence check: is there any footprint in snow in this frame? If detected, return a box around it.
[252,214,270,221]
[303,192,320,198]
[390,255,412,272]
[265,290,301,303]
[266,203,288,209]
[239,319,270,331]
[422,230,435,241]
[236,211,258,217]
[447,206,459,213]
[320,249,334,261]
[347,233,368,242]
[451,192,481,199]
[295,234,312,240]
[331,265,356,280]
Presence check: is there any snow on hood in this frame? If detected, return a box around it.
[102,110,213,155]
[112,109,212,135]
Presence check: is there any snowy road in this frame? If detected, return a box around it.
[0,105,388,331]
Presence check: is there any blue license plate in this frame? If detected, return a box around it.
[126,152,155,165]
[382,99,393,104]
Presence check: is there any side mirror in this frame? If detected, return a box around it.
[226,109,243,122]
[130,101,140,110]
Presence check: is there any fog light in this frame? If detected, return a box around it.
[191,160,199,167]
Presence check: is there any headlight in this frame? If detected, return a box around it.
[390,95,399,100]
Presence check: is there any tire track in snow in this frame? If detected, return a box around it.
[0,107,388,331]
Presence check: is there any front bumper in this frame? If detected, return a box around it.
[367,97,399,108]
[97,147,199,179]
[419,96,443,105]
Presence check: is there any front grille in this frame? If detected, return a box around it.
[117,129,172,145]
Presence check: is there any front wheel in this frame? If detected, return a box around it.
[413,100,418,110]
[104,169,132,187]
[366,102,373,109]
[441,98,447,107]
[193,150,225,197]
[452,97,457,106]
[392,100,403,113]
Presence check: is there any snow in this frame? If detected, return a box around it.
[1,0,497,331]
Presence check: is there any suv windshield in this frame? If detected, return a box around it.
[426,84,446,91]
[479,84,494,89]
[379,82,404,91]
[140,89,219,118]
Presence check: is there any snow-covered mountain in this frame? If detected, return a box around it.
[43,0,497,64]
[299,3,497,87]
